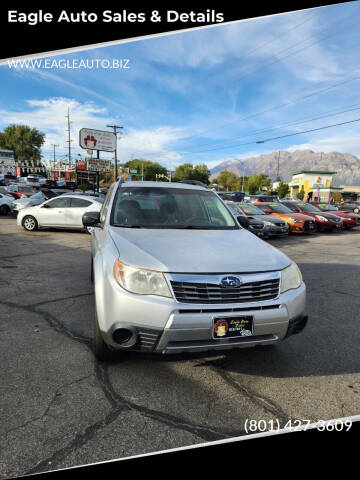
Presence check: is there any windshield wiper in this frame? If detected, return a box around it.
[112,224,144,228]
[179,225,211,229]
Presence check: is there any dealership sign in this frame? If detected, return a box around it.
[79,128,116,152]
[86,158,112,172]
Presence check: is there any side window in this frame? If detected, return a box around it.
[100,184,115,223]
[285,203,297,212]
[70,198,92,208]
[45,197,71,208]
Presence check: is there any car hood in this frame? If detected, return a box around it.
[311,211,341,220]
[247,214,286,224]
[14,197,33,205]
[331,211,358,218]
[272,212,313,221]
[109,227,291,273]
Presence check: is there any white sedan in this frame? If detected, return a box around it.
[17,194,103,232]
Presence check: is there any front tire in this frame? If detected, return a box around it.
[0,205,10,215]
[22,215,38,231]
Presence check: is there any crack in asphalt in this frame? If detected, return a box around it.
[212,366,289,424]
[3,375,93,437]
[1,299,247,475]
[195,355,289,424]
[24,407,125,476]
[96,361,239,441]
[32,292,94,308]
[0,248,79,260]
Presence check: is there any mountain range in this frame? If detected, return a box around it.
[210,150,360,186]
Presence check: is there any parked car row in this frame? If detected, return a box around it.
[225,201,289,238]
[222,196,360,237]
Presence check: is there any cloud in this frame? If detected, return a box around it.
[0,97,185,167]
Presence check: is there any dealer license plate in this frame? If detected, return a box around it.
[213,316,254,339]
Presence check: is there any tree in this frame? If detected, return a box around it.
[332,191,342,203]
[276,181,290,199]
[244,173,271,194]
[173,163,210,184]
[215,170,239,191]
[123,159,167,181]
[192,164,211,184]
[0,125,45,164]
[297,187,305,200]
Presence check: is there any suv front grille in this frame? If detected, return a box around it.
[170,278,280,304]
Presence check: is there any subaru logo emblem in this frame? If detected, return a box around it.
[220,276,242,288]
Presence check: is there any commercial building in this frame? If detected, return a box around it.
[289,170,342,202]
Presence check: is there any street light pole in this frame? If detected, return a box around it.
[106,125,123,180]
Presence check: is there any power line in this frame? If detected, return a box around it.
[180,7,360,145]
[232,11,319,63]
[234,8,360,82]
[180,75,360,153]
[180,116,360,156]
[180,102,360,154]
[256,116,360,144]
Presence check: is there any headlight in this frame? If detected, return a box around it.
[14,203,26,210]
[315,215,328,222]
[263,221,274,226]
[280,262,302,293]
[289,217,302,223]
[113,260,172,297]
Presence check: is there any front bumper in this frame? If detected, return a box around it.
[96,271,307,354]
[267,224,289,236]
[287,220,316,233]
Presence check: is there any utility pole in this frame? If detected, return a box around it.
[51,144,59,180]
[106,125,123,180]
[65,108,72,170]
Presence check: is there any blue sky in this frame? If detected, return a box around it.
[1,1,360,171]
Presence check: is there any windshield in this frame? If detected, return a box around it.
[259,203,292,214]
[29,191,45,200]
[238,204,265,215]
[297,202,321,212]
[225,203,245,216]
[317,204,337,211]
[111,186,238,229]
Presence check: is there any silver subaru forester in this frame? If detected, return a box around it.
[83,181,307,360]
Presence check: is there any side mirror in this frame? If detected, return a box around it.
[83,211,101,228]
[237,215,250,229]
[265,209,272,214]
[42,204,50,208]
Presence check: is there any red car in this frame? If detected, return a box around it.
[7,184,38,199]
[311,202,360,229]
[280,201,343,232]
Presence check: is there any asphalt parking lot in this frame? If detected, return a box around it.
[1,217,360,477]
